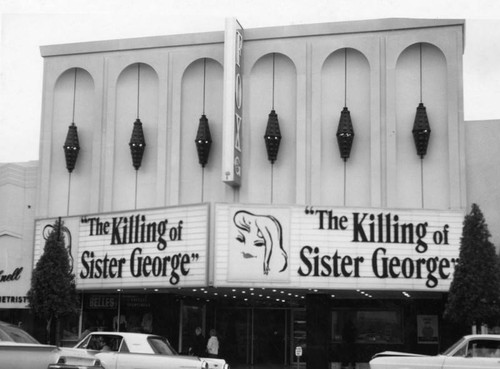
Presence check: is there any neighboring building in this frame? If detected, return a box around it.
[464,119,500,249]
[0,162,37,327]
[4,17,500,368]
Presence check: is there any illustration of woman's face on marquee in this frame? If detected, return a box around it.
[228,210,289,281]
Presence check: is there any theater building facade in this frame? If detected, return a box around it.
[6,17,497,368]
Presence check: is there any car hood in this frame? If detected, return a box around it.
[372,351,429,359]
[0,342,55,347]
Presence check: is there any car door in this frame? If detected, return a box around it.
[442,356,500,369]
[115,352,202,369]
[76,333,121,369]
[115,352,162,369]
[442,338,500,369]
[95,351,118,369]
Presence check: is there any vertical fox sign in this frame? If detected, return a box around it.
[222,18,244,187]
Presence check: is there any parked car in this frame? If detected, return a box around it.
[74,331,229,369]
[0,320,103,369]
[370,334,500,369]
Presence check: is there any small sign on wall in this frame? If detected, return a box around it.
[295,346,303,357]
[417,315,438,344]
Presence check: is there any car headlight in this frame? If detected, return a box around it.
[200,360,209,369]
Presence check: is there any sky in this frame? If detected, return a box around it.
[1,0,500,163]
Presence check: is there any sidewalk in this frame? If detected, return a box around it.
[231,364,369,369]
[231,366,290,369]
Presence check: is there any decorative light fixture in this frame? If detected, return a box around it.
[336,107,354,161]
[63,68,81,216]
[195,114,212,167]
[336,49,355,162]
[412,102,431,158]
[335,49,355,206]
[129,118,146,170]
[412,43,431,209]
[129,63,146,171]
[264,109,281,164]
[264,53,282,164]
[63,69,80,173]
[64,122,80,173]
[195,59,212,168]
[412,44,431,159]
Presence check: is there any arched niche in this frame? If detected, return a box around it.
[242,52,297,204]
[395,42,448,209]
[320,48,371,206]
[113,62,159,210]
[179,58,224,204]
[50,67,95,215]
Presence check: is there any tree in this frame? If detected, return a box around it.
[27,218,79,344]
[444,203,500,331]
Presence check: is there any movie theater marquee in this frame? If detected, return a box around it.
[215,204,464,292]
[34,204,209,290]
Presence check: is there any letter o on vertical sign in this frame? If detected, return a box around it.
[235,74,242,109]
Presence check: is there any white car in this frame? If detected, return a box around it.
[370,334,500,369]
[74,331,229,369]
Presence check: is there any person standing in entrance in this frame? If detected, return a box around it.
[341,319,357,369]
[206,329,219,358]
[189,327,205,357]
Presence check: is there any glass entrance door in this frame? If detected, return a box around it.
[217,308,251,365]
[252,309,287,365]
[217,308,288,366]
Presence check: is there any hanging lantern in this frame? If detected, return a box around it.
[195,114,212,167]
[129,118,146,170]
[264,109,282,164]
[412,102,431,159]
[63,122,80,173]
[336,107,355,161]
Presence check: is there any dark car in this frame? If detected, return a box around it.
[0,321,39,343]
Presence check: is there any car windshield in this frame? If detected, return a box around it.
[443,337,466,355]
[148,336,177,355]
[0,324,39,344]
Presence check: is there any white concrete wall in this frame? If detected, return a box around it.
[36,19,466,218]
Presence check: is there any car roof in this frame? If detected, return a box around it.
[84,331,161,353]
[87,332,161,340]
[0,321,16,327]
[463,334,500,339]
[83,333,203,363]
[90,332,153,336]
[0,320,40,344]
